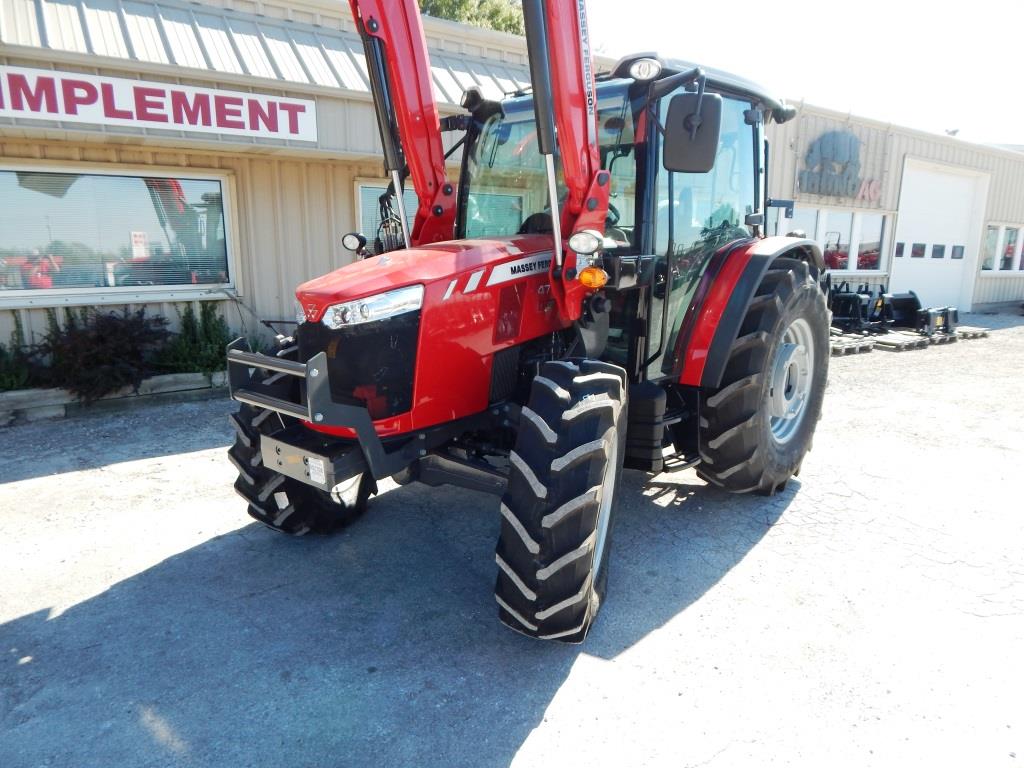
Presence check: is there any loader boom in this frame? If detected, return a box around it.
[540,0,602,224]
[521,0,610,319]
[348,0,456,246]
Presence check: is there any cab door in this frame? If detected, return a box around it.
[644,94,761,380]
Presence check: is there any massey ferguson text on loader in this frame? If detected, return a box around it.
[226,0,830,642]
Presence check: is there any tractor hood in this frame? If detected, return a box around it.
[295,234,552,322]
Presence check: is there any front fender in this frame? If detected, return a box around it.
[676,236,823,389]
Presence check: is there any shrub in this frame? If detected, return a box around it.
[0,313,36,392]
[36,307,169,402]
[155,302,233,376]
[0,341,32,391]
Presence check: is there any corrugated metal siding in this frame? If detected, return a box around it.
[974,276,1024,306]
[82,0,129,59]
[768,104,1024,220]
[1,0,43,48]
[40,0,88,53]
[192,13,244,75]
[121,1,169,65]
[0,0,531,107]
[769,103,1024,307]
[767,106,895,212]
[0,136,380,343]
[159,7,208,71]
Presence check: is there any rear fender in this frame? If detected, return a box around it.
[677,236,824,389]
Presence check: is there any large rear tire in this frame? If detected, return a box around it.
[697,257,829,495]
[228,339,372,535]
[495,359,628,643]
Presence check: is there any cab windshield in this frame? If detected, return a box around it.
[459,84,640,251]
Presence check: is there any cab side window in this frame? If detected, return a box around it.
[655,96,756,255]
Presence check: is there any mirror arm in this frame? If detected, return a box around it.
[648,66,703,102]
[686,75,707,141]
[443,134,467,161]
[648,102,667,138]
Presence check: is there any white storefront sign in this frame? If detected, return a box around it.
[0,66,317,142]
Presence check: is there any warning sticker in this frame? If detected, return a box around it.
[308,457,326,485]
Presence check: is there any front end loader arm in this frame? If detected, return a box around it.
[348,0,456,246]
[522,0,610,323]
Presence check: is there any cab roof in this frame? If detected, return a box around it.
[598,53,793,121]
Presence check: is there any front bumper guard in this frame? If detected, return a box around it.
[226,339,495,490]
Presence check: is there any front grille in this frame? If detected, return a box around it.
[296,311,420,420]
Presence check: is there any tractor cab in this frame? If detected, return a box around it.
[448,56,785,384]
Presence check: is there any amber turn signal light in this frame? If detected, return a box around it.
[578,266,608,289]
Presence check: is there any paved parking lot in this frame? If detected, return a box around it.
[2,313,1023,767]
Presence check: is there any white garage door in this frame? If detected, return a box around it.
[889,161,988,310]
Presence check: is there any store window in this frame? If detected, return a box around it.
[857,213,885,270]
[822,211,852,270]
[0,169,230,292]
[774,207,888,272]
[788,207,819,239]
[766,206,817,239]
[1001,227,1019,270]
[357,183,419,256]
[981,225,999,270]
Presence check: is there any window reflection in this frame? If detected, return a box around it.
[856,212,885,270]
[981,226,998,270]
[822,211,852,269]
[0,170,229,290]
[1001,228,1018,270]
[655,97,756,256]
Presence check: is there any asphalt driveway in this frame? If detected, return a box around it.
[2,314,1022,767]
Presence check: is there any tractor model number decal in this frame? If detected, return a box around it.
[486,253,552,286]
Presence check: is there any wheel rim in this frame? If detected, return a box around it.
[592,435,617,581]
[767,317,815,445]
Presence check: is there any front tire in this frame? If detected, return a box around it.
[228,339,372,535]
[697,258,829,495]
[495,359,628,643]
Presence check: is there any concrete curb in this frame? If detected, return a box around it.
[0,371,228,427]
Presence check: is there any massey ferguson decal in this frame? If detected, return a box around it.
[577,0,596,145]
[486,253,553,286]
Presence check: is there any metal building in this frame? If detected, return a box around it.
[0,0,531,342]
[767,102,1024,311]
[1,0,1022,348]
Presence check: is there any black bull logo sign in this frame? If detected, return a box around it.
[798,130,881,202]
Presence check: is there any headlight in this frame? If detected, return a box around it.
[628,58,662,81]
[322,285,424,329]
[568,229,603,256]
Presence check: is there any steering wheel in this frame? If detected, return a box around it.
[606,202,620,227]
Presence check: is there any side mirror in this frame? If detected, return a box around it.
[662,92,722,173]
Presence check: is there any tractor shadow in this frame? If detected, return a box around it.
[0,470,793,768]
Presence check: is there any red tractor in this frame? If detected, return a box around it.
[226,0,829,642]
